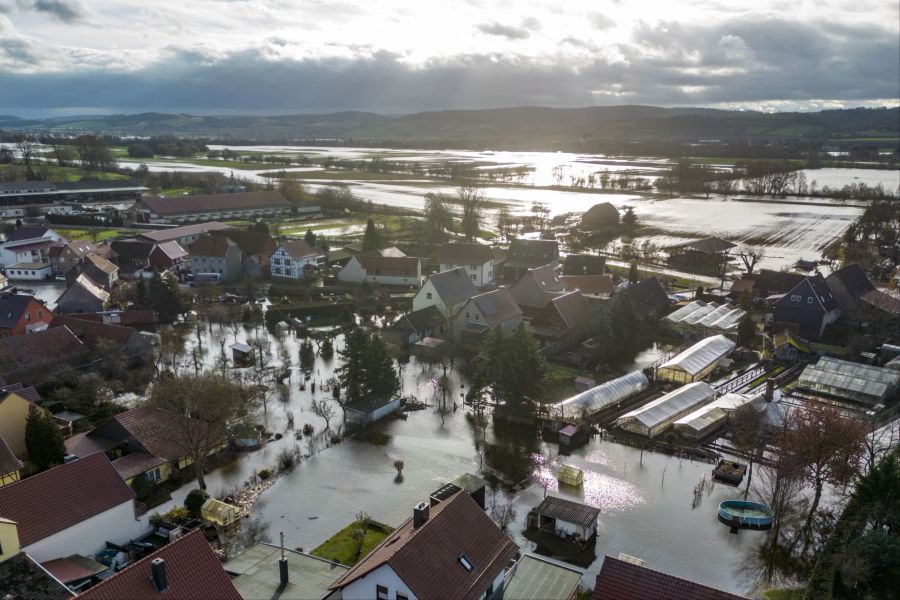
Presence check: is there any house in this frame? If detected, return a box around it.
[50,314,153,362]
[4,262,53,281]
[134,221,235,246]
[666,237,736,275]
[329,491,518,600]
[148,240,189,273]
[109,239,156,275]
[772,274,840,340]
[337,255,423,287]
[0,452,146,562]
[0,225,64,268]
[49,240,97,275]
[391,305,444,344]
[136,191,292,224]
[0,385,49,457]
[826,263,900,324]
[0,325,90,386]
[0,292,53,336]
[504,239,559,280]
[227,541,349,600]
[65,406,220,486]
[452,288,523,339]
[580,203,619,231]
[563,254,606,276]
[270,239,326,280]
[624,277,670,317]
[77,529,242,600]
[528,496,600,541]
[343,395,402,427]
[504,554,582,600]
[413,268,478,319]
[65,253,119,291]
[751,269,805,299]
[438,243,496,287]
[510,265,565,317]
[55,273,110,314]
[189,235,243,282]
[0,436,23,487]
[0,521,72,600]
[530,290,594,345]
[211,229,277,278]
[592,554,748,600]
[560,275,613,300]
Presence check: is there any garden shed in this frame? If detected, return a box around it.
[343,394,401,427]
[656,335,736,383]
[615,382,717,438]
[528,496,600,541]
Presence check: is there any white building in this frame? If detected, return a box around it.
[438,243,495,287]
[412,268,478,319]
[0,453,147,563]
[0,226,64,269]
[4,263,53,281]
[270,239,326,280]
[330,491,517,600]
[337,255,422,287]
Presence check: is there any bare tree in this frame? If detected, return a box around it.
[458,185,485,240]
[738,245,766,276]
[311,399,336,431]
[16,135,37,178]
[488,489,517,531]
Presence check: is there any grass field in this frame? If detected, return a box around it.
[311,521,393,566]
[55,228,136,242]
[0,164,129,182]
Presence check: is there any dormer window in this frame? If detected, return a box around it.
[807,297,813,304]
[458,554,474,572]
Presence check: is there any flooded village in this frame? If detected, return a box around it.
[0,136,898,600]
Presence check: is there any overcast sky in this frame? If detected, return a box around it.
[1,0,898,116]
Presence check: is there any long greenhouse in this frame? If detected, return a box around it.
[615,382,717,438]
[797,357,900,406]
[555,371,650,417]
[656,335,737,384]
[673,392,757,439]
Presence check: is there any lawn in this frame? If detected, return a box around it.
[0,164,128,182]
[56,228,135,242]
[762,589,806,600]
[311,520,394,566]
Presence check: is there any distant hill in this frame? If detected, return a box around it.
[1,106,897,149]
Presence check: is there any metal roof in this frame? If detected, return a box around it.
[658,335,736,376]
[798,357,900,402]
[617,382,717,431]
[556,371,649,415]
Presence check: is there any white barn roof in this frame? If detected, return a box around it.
[658,335,736,376]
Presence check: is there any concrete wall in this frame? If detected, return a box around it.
[23,500,148,563]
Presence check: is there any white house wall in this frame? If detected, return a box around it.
[23,501,147,563]
[439,259,494,288]
[340,565,417,600]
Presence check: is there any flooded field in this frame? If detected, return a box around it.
[147,322,771,595]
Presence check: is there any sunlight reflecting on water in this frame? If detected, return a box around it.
[581,471,644,513]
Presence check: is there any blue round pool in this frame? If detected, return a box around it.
[718,500,775,530]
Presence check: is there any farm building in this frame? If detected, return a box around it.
[656,335,736,384]
[796,357,900,407]
[616,382,717,438]
[343,395,401,427]
[555,371,649,417]
[136,191,293,224]
[673,392,759,439]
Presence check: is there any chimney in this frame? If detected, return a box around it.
[413,502,429,528]
[765,379,775,403]
[150,558,168,592]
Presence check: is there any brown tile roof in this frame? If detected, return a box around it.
[592,556,748,600]
[281,239,324,261]
[112,451,167,481]
[0,326,89,382]
[861,288,900,316]
[141,191,290,216]
[103,407,208,462]
[213,229,276,257]
[439,243,494,264]
[77,529,242,600]
[625,277,670,316]
[136,222,234,243]
[84,253,118,274]
[50,314,136,348]
[0,434,24,475]
[66,240,98,259]
[357,254,420,274]
[41,554,108,584]
[0,452,134,547]
[561,275,613,297]
[729,278,755,294]
[0,552,71,600]
[533,496,600,528]
[1,383,42,404]
[189,234,237,258]
[331,492,518,599]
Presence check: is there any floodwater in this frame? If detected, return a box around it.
[151,322,767,595]
[799,167,900,191]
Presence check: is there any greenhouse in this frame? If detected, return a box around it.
[664,301,706,324]
[797,357,900,406]
[696,305,734,328]
[616,382,717,437]
[656,335,737,384]
[673,392,757,439]
[708,308,746,332]
[680,303,720,326]
[555,371,650,416]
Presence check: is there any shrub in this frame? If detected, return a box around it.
[130,472,154,501]
[164,505,190,525]
[330,434,342,445]
[302,423,314,436]
[257,468,273,480]
[277,446,301,472]
[184,488,209,518]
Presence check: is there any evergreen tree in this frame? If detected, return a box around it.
[336,328,369,402]
[362,219,381,252]
[299,340,316,370]
[364,334,400,398]
[609,293,642,359]
[737,315,756,348]
[321,337,334,359]
[477,325,546,412]
[145,272,185,317]
[304,229,317,247]
[25,405,65,471]
[135,277,147,306]
[628,263,640,284]
[593,315,615,365]
[336,329,399,402]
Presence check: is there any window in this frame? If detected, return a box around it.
[397,594,408,600]
[376,585,388,600]
[37,310,43,319]
[471,274,476,281]
[24,312,31,321]
[426,292,432,300]
[147,468,162,482]
[807,297,813,304]
[458,554,474,572]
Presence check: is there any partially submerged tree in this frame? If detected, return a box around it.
[311,399,337,431]
[729,402,765,498]
[424,193,454,241]
[458,185,485,240]
[738,245,766,276]
[336,329,399,403]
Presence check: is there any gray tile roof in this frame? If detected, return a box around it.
[533,495,600,528]
[428,268,478,306]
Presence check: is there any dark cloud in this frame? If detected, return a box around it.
[588,13,615,30]
[0,16,896,114]
[17,0,84,22]
[477,21,531,40]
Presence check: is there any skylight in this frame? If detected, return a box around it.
[458,554,474,572]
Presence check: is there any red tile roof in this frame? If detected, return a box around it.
[439,242,494,264]
[560,275,614,297]
[592,556,748,600]
[189,235,237,258]
[141,191,290,216]
[105,407,208,462]
[76,529,242,600]
[0,453,134,547]
[281,239,325,261]
[50,314,138,348]
[331,492,518,599]
[356,254,420,274]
